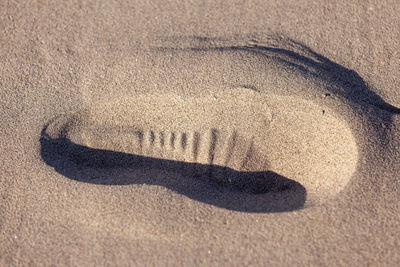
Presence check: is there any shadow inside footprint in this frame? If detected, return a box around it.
[40,127,306,213]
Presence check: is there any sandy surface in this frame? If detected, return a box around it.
[1,1,400,266]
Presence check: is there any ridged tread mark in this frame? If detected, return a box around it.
[160,131,165,147]
[150,131,155,145]
[181,133,187,150]
[136,130,143,152]
[241,140,254,171]
[224,130,238,166]
[209,129,218,165]
[123,128,257,171]
[170,132,175,149]
[193,132,200,161]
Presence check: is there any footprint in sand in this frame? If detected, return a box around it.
[41,38,361,212]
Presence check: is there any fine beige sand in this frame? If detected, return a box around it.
[1,1,400,266]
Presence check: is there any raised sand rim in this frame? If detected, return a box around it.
[45,89,358,202]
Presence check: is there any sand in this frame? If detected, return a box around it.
[1,0,400,266]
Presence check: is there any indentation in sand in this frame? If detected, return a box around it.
[45,88,358,202]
